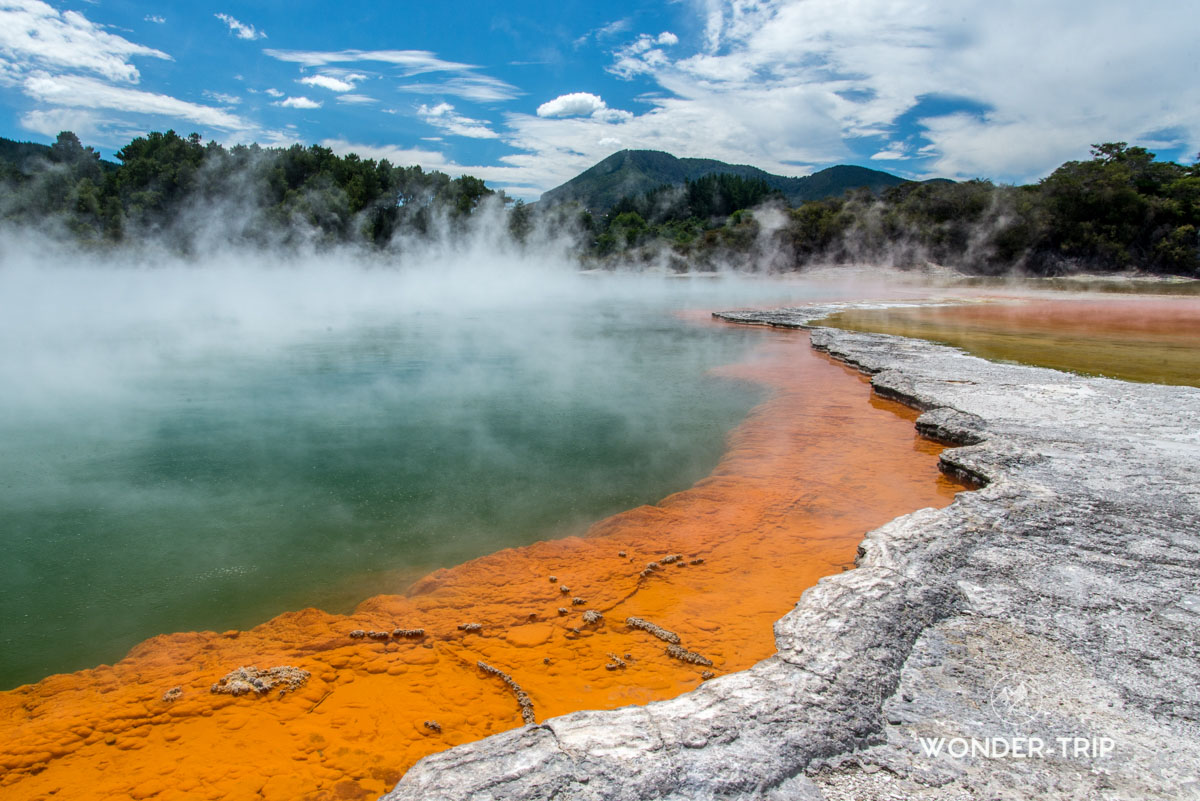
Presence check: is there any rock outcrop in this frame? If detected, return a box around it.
[382,307,1200,801]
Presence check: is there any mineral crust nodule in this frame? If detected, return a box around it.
[477,661,536,726]
[625,616,681,644]
[210,666,310,697]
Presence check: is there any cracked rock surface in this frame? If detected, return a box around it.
[381,307,1200,801]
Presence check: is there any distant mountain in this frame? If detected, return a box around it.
[539,149,914,212]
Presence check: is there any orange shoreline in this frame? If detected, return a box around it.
[0,327,965,801]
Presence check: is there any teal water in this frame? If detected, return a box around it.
[0,260,854,689]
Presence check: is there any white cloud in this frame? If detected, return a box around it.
[277,96,321,109]
[0,4,278,145]
[24,71,245,128]
[609,32,678,79]
[299,73,366,92]
[19,107,152,149]
[0,0,170,83]
[677,0,1200,180]
[493,0,1200,192]
[215,13,265,41]
[265,87,284,97]
[534,93,632,124]
[537,92,607,118]
[417,102,499,139]
[336,93,376,105]
[144,15,165,24]
[870,142,906,161]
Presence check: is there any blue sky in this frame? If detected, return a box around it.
[1,0,1197,199]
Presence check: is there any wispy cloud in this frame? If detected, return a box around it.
[144,15,165,25]
[215,13,266,41]
[322,137,548,198]
[397,75,520,102]
[417,102,499,139]
[265,48,470,75]
[335,93,376,105]
[0,3,265,147]
[24,72,244,128]
[266,47,520,101]
[20,107,126,142]
[574,17,632,47]
[598,18,633,38]
[321,138,453,170]
[203,90,241,106]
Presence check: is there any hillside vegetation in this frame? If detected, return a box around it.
[573,143,1200,276]
[538,149,908,211]
[1,131,1196,276]
[0,130,493,250]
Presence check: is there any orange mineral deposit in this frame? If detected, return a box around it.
[0,327,966,801]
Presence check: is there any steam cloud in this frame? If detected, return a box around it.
[0,217,863,688]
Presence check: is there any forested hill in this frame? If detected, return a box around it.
[1,131,1196,277]
[538,149,910,211]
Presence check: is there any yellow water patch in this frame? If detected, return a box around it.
[817,297,1200,387]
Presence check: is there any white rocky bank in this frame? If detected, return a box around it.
[381,307,1200,801]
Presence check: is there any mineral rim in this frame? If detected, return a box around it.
[383,305,1200,801]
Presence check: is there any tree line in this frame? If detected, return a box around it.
[0,130,493,250]
[583,143,1200,276]
[2,131,1197,275]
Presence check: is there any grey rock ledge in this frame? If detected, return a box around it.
[383,307,1200,801]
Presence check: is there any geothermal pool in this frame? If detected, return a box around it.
[0,257,972,801]
[0,261,901,689]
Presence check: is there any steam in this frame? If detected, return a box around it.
[2,223,890,688]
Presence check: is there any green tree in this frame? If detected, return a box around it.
[609,211,649,247]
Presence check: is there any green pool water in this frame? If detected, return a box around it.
[0,260,853,689]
